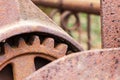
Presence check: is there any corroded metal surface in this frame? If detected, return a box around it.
[25,48,120,80]
[0,35,68,80]
[102,0,120,48]
[0,0,84,80]
[32,0,100,15]
[0,0,83,51]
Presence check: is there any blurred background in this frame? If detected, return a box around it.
[36,0,101,50]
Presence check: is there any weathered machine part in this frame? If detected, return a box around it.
[102,0,120,48]
[32,0,100,15]
[0,34,68,80]
[0,0,83,51]
[25,48,120,80]
[25,0,120,80]
[0,0,84,80]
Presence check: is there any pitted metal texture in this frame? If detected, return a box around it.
[25,48,120,80]
[102,0,120,48]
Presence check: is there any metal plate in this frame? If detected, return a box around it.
[25,48,120,80]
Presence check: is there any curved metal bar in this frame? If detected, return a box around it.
[32,0,100,15]
[61,11,80,31]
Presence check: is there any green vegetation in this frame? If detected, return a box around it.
[40,7,101,50]
[80,13,101,50]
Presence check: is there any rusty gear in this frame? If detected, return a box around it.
[0,0,84,80]
[0,35,68,80]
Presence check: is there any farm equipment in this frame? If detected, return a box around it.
[0,0,120,80]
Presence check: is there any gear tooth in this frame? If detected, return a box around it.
[18,38,26,47]
[56,44,68,56]
[42,38,54,48]
[4,43,13,53]
[32,36,40,45]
